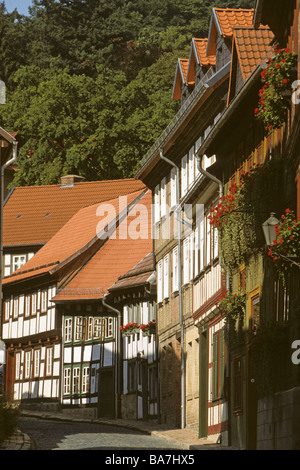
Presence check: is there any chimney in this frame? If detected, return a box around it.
[60,175,86,187]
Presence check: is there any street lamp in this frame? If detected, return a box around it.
[262,212,280,246]
[262,212,300,268]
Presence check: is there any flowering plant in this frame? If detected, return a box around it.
[218,290,246,344]
[140,320,156,332]
[120,322,139,333]
[267,208,300,281]
[255,47,297,130]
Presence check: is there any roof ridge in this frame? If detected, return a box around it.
[11,178,143,190]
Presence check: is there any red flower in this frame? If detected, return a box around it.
[285,208,290,213]
[282,78,288,84]
[268,250,272,256]
[276,64,281,69]
[290,236,294,241]
[285,48,290,53]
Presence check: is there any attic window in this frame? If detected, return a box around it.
[45,213,51,217]
[16,215,22,219]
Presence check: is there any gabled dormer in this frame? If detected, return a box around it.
[207,8,255,71]
[227,26,274,105]
[187,38,216,87]
[172,58,193,104]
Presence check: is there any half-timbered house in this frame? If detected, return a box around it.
[1,187,152,418]
[107,252,158,421]
[135,7,256,441]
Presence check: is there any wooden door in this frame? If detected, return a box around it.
[98,368,115,418]
[5,352,15,402]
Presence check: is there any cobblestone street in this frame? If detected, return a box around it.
[19,417,182,451]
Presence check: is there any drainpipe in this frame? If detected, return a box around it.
[102,293,122,419]
[159,149,185,430]
[0,140,18,331]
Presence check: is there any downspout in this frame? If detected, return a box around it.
[159,149,185,430]
[102,293,122,419]
[0,140,18,334]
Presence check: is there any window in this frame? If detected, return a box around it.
[33,349,40,378]
[199,216,204,271]
[128,361,136,392]
[82,367,90,394]
[25,350,31,379]
[206,216,211,266]
[188,146,195,188]
[73,367,80,394]
[233,356,242,413]
[181,155,188,197]
[94,318,105,339]
[189,232,194,280]
[15,353,21,380]
[170,168,178,208]
[41,290,47,312]
[86,317,93,340]
[194,227,199,277]
[75,317,84,341]
[154,184,160,224]
[161,177,167,218]
[249,287,261,331]
[163,254,169,299]
[4,299,10,321]
[13,297,19,319]
[12,255,26,272]
[64,318,72,343]
[148,301,156,322]
[149,365,158,400]
[64,368,71,395]
[106,318,113,338]
[273,277,290,322]
[32,293,37,315]
[46,347,53,376]
[157,259,163,303]
[212,329,225,401]
[239,265,246,293]
[183,237,190,285]
[172,246,178,292]
[25,295,30,317]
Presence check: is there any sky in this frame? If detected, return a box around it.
[5,0,34,15]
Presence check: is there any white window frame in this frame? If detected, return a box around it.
[12,254,26,272]
[161,177,167,218]
[15,352,21,380]
[172,246,178,293]
[41,290,47,312]
[206,215,211,266]
[94,318,105,339]
[181,155,188,197]
[32,293,37,315]
[183,237,190,285]
[190,232,194,281]
[106,318,113,338]
[13,297,19,319]
[163,254,169,300]
[64,368,71,395]
[64,318,72,343]
[199,216,205,272]
[82,367,90,394]
[188,146,195,188]
[73,367,80,394]
[46,347,53,376]
[194,226,199,278]
[154,184,160,224]
[33,349,40,378]
[25,350,31,379]
[25,295,30,317]
[75,317,84,341]
[157,259,163,303]
[195,136,202,178]
[170,168,178,209]
[4,299,10,321]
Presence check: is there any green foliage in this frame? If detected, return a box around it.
[0,396,19,443]
[219,290,246,346]
[0,0,254,184]
[255,47,297,130]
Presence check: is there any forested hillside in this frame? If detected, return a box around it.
[0,0,254,185]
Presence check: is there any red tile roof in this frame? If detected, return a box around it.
[3,189,148,285]
[207,8,255,56]
[172,58,190,100]
[3,178,146,247]
[108,252,154,292]
[214,8,255,38]
[52,191,153,301]
[193,39,216,67]
[233,27,274,81]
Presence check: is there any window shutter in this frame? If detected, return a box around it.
[212,332,218,401]
[219,329,225,398]
[163,254,169,299]
[183,237,190,285]
[172,246,178,292]
[170,168,177,208]
[194,226,199,277]
[154,184,160,224]
[181,155,188,197]
[157,260,163,303]
[161,177,167,218]
[200,218,204,271]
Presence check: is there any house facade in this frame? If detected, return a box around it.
[1,187,153,418]
[135,7,259,441]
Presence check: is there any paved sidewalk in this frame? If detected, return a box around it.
[1,409,233,450]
